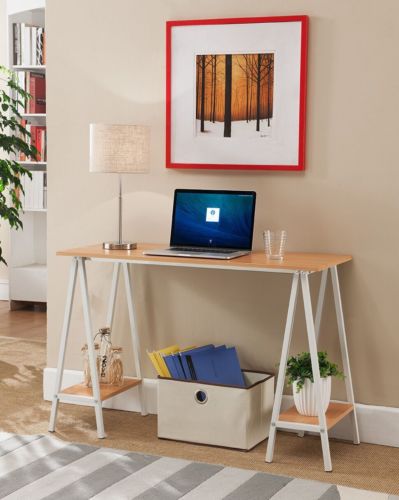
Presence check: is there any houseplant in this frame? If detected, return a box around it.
[0,65,36,265]
[286,351,344,416]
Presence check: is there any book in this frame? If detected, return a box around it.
[43,172,47,209]
[31,27,37,66]
[28,72,46,113]
[30,125,38,159]
[13,23,21,65]
[37,27,44,65]
[12,23,46,67]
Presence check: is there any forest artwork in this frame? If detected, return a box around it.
[166,16,308,169]
[195,53,274,139]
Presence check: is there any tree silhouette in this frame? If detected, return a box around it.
[224,54,232,137]
[196,55,213,132]
[236,54,274,130]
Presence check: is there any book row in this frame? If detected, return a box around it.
[19,123,47,162]
[15,71,46,114]
[13,23,46,66]
[20,171,47,211]
[148,344,245,387]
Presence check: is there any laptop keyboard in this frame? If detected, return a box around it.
[170,247,237,254]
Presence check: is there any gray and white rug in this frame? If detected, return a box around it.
[0,432,394,500]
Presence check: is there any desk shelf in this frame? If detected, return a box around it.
[61,378,141,402]
[279,403,354,430]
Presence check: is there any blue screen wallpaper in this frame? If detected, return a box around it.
[171,192,255,249]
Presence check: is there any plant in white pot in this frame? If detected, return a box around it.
[286,351,344,416]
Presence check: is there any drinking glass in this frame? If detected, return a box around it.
[263,230,287,260]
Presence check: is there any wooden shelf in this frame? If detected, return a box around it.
[61,378,141,402]
[20,113,46,119]
[19,160,46,166]
[13,65,45,72]
[279,402,354,430]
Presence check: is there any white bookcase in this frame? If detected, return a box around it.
[7,0,47,307]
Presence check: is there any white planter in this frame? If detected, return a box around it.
[293,376,331,416]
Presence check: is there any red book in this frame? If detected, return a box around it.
[19,119,27,161]
[25,73,29,113]
[35,126,46,161]
[30,125,37,160]
[36,127,42,161]
[28,72,46,114]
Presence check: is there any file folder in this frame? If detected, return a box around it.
[180,345,214,380]
[190,346,245,387]
[163,354,180,379]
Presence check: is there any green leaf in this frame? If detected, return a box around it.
[0,65,37,266]
[285,351,344,393]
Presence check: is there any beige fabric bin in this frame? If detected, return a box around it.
[157,370,274,450]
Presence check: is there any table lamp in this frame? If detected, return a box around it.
[89,123,150,250]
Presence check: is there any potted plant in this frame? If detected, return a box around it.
[0,65,37,265]
[286,351,344,416]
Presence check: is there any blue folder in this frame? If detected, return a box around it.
[172,354,186,379]
[190,346,246,387]
[163,354,180,379]
[180,345,214,380]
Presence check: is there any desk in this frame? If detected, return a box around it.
[49,243,360,471]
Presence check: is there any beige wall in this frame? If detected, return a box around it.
[47,0,399,407]
[0,0,10,280]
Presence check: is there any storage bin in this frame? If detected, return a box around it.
[157,370,274,450]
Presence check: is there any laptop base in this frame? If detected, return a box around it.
[143,249,250,260]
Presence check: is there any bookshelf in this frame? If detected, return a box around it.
[7,0,47,307]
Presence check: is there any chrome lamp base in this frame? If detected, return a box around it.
[103,242,137,250]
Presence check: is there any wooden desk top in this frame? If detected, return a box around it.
[57,244,352,273]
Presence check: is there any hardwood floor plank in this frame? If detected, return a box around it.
[0,301,46,341]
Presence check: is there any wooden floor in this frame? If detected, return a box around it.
[0,301,46,341]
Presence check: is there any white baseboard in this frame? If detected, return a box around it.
[43,367,399,448]
[0,280,9,301]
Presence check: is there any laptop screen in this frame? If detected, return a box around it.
[170,190,256,250]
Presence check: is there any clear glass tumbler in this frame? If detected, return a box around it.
[263,230,287,260]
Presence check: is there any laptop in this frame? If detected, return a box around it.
[143,189,256,260]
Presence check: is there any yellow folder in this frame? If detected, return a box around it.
[147,351,163,377]
[155,345,180,377]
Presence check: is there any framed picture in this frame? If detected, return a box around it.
[166,16,308,171]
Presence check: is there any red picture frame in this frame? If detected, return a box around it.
[166,16,308,171]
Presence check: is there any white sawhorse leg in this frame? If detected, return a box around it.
[49,257,78,433]
[297,269,328,438]
[331,266,360,444]
[79,258,105,438]
[104,262,147,415]
[122,263,148,416]
[301,272,332,471]
[266,272,299,463]
[49,257,105,438]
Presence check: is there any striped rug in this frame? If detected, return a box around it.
[0,433,393,500]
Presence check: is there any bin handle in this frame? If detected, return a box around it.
[194,390,208,405]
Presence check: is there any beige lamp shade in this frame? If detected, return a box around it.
[89,123,150,173]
